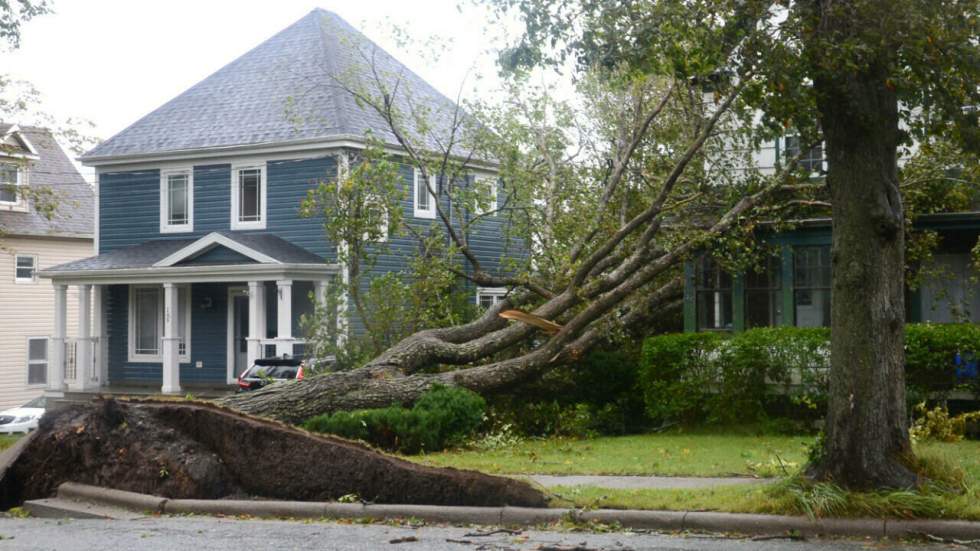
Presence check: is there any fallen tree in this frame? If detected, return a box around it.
[220,8,822,423]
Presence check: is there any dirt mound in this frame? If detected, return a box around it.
[0,399,547,508]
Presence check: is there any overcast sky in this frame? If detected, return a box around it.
[3,0,519,178]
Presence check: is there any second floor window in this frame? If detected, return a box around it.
[784,136,825,174]
[14,254,37,283]
[0,162,21,204]
[160,169,193,232]
[232,164,266,230]
[413,168,436,219]
[473,175,498,217]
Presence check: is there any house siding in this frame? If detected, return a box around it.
[99,156,339,261]
[0,236,90,408]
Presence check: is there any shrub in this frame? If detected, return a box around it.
[302,385,485,454]
[486,347,650,437]
[640,324,980,426]
[640,328,829,424]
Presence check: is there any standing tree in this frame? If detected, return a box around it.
[486,0,979,488]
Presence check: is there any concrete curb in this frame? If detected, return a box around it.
[47,483,980,540]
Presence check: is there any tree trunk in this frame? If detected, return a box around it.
[805,1,916,489]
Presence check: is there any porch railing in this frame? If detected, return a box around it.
[62,337,100,386]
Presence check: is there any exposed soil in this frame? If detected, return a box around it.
[0,399,547,509]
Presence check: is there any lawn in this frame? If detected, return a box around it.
[413,430,980,519]
[0,435,20,451]
[414,428,813,477]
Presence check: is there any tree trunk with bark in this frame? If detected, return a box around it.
[804,0,917,489]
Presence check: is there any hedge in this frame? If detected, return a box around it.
[302,385,486,454]
[641,324,980,425]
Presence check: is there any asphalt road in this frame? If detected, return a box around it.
[0,516,953,550]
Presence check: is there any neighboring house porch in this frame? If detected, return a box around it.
[40,231,337,394]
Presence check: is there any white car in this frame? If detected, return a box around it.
[0,396,46,434]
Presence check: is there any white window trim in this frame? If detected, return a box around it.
[160,168,194,233]
[0,162,27,211]
[782,136,827,176]
[127,285,191,363]
[230,162,267,230]
[476,286,508,307]
[413,168,437,219]
[13,253,37,284]
[362,194,390,243]
[26,336,48,387]
[473,175,498,217]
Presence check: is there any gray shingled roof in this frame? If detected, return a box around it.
[1,125,95,238]
[81,9,470,161]
[44,231,325,272]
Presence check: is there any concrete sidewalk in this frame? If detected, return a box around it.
[526,475,773,490]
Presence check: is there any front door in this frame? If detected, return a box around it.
[227,287,249,382]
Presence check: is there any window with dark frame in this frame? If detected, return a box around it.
[167,173,189,226]
[695,256,733,331]
[793,246,832,327]
[15,254,36,282]
[238,168,262,223]
[745,255,783,328]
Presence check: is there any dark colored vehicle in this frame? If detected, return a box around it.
[237,358,305,392]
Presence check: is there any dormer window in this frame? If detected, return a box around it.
[231,163,266,230]
[0,162,21,205]
[160,168,194,233]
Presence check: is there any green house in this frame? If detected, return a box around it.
[683,212,980,332]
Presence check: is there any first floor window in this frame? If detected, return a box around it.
[793,246,831,327]
[745,255,782,328]
[695,256,733,331]
[476,287,507,309]
[130,286,190,360]
[27,337,48,385]
[0,162,19,203]
[14,254,36,283]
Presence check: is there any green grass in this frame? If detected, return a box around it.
[413,428,980,520]
[413,428,812,477]
[0,435,21,451]
[539,440,980,520]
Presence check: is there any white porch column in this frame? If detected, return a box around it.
[92,285,107,387]
[161,283,181,394]
[246,281,266,367]
[48,283,67,393]
[314,279,328,306]
[276,280,293,357]
[74,284,97,391]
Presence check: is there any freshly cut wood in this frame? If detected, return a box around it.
[0,399,547,509]
[498,310,563,335]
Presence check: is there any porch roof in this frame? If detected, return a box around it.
[39,231,338,284]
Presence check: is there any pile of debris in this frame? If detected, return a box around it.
[0,399,547,509]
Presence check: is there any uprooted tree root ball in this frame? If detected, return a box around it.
[0,399,547,509]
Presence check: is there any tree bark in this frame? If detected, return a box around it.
[805,0,917,489]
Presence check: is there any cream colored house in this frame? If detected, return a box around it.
[0,124,93,409]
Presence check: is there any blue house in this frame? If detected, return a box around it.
[39,10,514,394]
